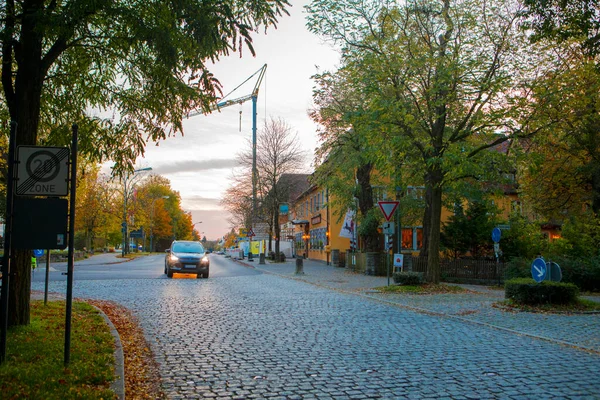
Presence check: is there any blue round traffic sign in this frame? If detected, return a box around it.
[531,258,547,283]
[492,227,501,243]
[33,249,44,258]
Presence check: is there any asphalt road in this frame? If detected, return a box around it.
[32,253,260,281]
[31,254,600,399]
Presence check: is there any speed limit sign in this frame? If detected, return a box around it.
[16,146,69,196]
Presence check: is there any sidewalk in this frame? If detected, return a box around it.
[238,256,600,354]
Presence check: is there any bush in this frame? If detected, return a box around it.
[278,252,286,262]
[547,256,600,293]
[505,278,579,305]
[503,257,532,280]
[393,271,424,285]
[505,256,600,292]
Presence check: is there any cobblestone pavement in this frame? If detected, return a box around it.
[250,259,600,354]
[33,257,600,399]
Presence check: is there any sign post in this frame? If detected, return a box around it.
[378,201,400,286]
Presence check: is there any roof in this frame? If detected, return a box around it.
[277,173,311,203]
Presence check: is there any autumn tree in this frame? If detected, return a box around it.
[221,174,253,230]
[224,117,306,255]
[74,162,119,251]
[309,69,386,252]
[134,175,193,251]
[521,0,600,56]
[1,0,290,327]
[307,0,551,282]
[254,117,306,255]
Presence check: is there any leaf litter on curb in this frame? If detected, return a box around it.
[86,299,166,399]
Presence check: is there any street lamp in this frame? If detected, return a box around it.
[192,221,202,240]
[122,167,152,256]
[150,195,169,253]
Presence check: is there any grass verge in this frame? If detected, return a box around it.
[375,283,471,294]
[495,298,600,313]
[0,300,116,399]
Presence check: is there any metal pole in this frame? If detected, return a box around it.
[44,250,50,305]
[251,95,258,259]
[122,176,127,257]
[64,124,78,366]
[0,121,18,364]
[386,234,390,286]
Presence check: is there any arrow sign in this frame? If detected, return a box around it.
[492,227,501,243]
[378,201,399,221]
[531,258,547,283]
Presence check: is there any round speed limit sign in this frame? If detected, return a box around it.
[16,146,70,196]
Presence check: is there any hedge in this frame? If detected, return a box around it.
[392,271,424,285]
[505,278,579,305]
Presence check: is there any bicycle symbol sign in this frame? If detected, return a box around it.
[16,146,69,196]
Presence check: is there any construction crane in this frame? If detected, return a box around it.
[187,64,267,221]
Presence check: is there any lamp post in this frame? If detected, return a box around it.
[192,221,202,240]
[122,167,152,256]
[150,195,169,253]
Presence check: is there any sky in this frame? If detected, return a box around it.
[123,1,340,240]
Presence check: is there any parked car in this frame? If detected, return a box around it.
[164,240,210,279]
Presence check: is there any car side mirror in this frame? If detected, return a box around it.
[165,249,170,253]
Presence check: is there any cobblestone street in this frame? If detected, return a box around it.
[33,258,600,399]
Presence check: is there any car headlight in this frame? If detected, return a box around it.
[201,256,209,263]
[169,254,179,262]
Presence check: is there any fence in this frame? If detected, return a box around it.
[412,257,505,283]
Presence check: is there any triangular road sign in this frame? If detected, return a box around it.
[378,201,399,221]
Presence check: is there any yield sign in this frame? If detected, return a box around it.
[378,201,399,221]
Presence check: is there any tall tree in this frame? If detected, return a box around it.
[518,51,600,218]
[307,0,551,282]
[233,117,306,254]
[74,162,116,251]
[1,0,289,327]
[309,69,385,252]
[521,0,600,56]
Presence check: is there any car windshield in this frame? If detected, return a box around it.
[172,242,204,254]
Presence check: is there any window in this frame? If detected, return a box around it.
[401,228,413,250]
[401,227,424,250]
[511,200,522,214]
[406,186,425,200]
[372,185,387,203]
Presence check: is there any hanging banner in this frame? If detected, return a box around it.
[339,209,355,239]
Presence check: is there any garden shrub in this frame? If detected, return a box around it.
[393,271,424,285]
[503,257,531,280]
[547,256,600,293]
[505,278,579,305]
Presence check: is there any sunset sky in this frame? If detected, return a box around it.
[126,1,340,240]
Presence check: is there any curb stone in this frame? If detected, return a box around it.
[92,305,126,400]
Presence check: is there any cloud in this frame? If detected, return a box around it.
[152,158,239,175]
[182,195,223,210]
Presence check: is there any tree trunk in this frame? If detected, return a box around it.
[420,186,433,257]
[274,208,280,256]
[592,166,600,216]
[356,162,378,251]
[5,8,46,327]
[425,168,444,284]
[8,251,32,326]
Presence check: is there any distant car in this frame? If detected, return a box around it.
[164,240,210,279]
